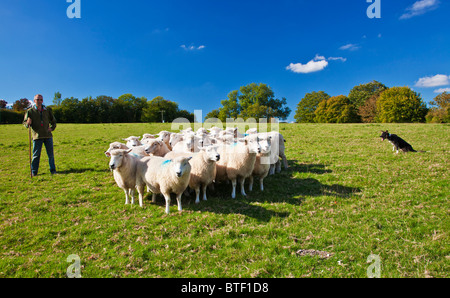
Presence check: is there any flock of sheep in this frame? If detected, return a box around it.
[105,127,288,214]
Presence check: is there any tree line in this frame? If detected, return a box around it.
[294,81,449,123]
[1,81,448,124]
[0,94,194,124]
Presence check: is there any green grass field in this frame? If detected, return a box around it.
[0,123,448,278]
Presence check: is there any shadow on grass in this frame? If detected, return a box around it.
[56,167,110,174]
[146,160,361,222]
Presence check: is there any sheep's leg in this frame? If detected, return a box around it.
[194,187,201,204]
[248,176,254,192]
[282,154,288,169]
[124,189,130,205]
[259,178,264,191]
[136,184,145,208]
[152,193,157,203]
[202,184,208,201]
[239,177,247,197]
[276,160,282,173]
[130,189,135,205]
[269,164,275,175]
[163,193,171,214]
[176,193,183,212]
[231,179,237,199]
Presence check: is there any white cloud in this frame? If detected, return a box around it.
[181,44,205,51]
[434,88,450,93]
[339,43,360,51]
[286,55,328,74]
[400,0,440,19]
[328,56,347,62]
[415,74,450,87]
[286,54,346,74]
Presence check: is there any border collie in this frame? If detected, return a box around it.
[380,130,423,153]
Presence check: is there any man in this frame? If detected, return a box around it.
[23,94,57,176]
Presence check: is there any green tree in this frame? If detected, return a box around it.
[53,92,62,106]
[376,87,428,123]
[348,80,387,109]
[141,96,193,123]
[213,83,291,121]
[217,91,240,122]
[315,95,360,123]
[294,91,330,123]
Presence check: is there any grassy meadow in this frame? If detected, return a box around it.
[0,122,448,278]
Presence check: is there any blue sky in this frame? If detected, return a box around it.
[1,0,449,122]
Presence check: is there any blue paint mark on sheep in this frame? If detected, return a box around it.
[161,159,172,167]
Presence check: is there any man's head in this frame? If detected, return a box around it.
[34,94,43,107]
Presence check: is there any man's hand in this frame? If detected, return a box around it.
[26,118,32,126]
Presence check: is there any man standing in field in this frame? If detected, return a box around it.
[23,94,57,176]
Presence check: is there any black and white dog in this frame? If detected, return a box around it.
[380,130,422,153]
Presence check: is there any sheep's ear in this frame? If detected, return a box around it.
[187,157,193,161]
[125,149,132,154]
[105,151,111,157]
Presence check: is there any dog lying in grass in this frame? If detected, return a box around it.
[380,130,424,154]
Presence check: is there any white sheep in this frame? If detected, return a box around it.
[171,132,202,153]
[107,149,141,206]
[157,130,173,150]
[136,156,192,214]
[249,134,272,192]
[263,131,288,174]
[143,138,171,157]
[215,134,261,199]
[123,136,142,147]
[105,142,149,159]
[166,145,220,204]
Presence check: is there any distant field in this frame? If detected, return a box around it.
[0,123,448,278]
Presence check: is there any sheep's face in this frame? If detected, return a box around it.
[144,140,161,155]
[201,145,220,162]
[258,136,272,154]
[245,135,261,154]
[105,142,128,157]
[172,156,192,178]
[109,149,132,170]
[169,133,183,147]
[123,136,141,147]
[158,131,171,142]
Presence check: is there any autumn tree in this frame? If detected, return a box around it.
[426,92,450,123]
[12,98,31,111]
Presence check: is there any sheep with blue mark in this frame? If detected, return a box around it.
[136,155,192,214]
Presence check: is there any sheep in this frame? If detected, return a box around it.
[140,134,156,144]
[136,156,192,214]
[166,145,220,204]
[171,132,202,153]
[143,138,171,157]
[157,130,173,150]
[215,134,261,199]
[169,132,184,149]
[105,142,149,159]
[208,126,223,138]
[248,134,272,192]
[123,136,142,147]
[107,149,141,206]
[263,131,288,174]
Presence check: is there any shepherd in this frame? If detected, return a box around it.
[23,94,57,177]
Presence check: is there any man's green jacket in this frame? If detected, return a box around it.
[23,105,57,140]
